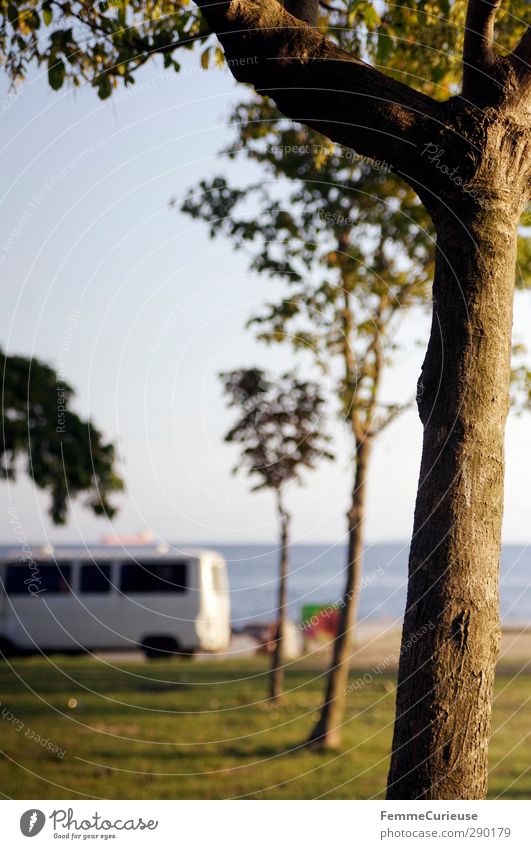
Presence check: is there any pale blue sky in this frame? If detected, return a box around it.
[1,51,530,546]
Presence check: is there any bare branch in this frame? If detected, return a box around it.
[371,397,415,436]
[463,0,501,67]
[462,0,502,98]
[193,0,442,182]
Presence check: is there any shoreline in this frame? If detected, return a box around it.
[90,622,531,670]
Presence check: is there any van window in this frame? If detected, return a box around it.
[5,562,71,595]
[120,561,188,594]
[80,563,112,594]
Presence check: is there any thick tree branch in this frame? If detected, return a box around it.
[193,0,443,185]
[510,27,531,92]
[462,0,502,99]
[284,0,319,27]
[464,0,501,68]
[513,26,531,65]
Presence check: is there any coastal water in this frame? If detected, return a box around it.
[1,542,529,627]
[207,543,531,628]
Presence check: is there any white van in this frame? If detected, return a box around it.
[0,547,231,658]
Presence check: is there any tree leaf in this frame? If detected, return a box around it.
[48,58,65,91]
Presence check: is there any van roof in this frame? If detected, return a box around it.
[0,545,224,563]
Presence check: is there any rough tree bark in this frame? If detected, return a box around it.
[386,192,521,799]
[194,0,531,798]
[284,0,318,26]
[270,492,290,701]
[307,437,371,747]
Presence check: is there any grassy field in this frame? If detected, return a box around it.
[0,652,530,799]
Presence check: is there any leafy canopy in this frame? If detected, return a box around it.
[220,368,333,497]
[183,97,435,437]
[1,347,123,523]
[0,0,209,98]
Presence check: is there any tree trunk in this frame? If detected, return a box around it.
[270,498,290,702]
[307,437,371,747]
[387,197,522,799]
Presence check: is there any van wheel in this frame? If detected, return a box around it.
[142,636,179,660]
[0,638,16,659]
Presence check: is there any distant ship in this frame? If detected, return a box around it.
[100,530,155,547]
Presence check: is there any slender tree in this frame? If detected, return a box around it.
[189,0,531,799]
[182,102,434,745]
[221,367,333,701]
[1,347,123,524]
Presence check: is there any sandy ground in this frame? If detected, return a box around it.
[94,624,531,671]
[333,624,531,673]
[200,623,531,672]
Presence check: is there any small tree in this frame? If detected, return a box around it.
[182,98,434,745]
[220,367,333,701]
[1,347,123,524]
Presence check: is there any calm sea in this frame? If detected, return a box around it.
[1,542,530,627]
[202,542,531,628]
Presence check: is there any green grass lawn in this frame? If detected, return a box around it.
[0,654,529,799]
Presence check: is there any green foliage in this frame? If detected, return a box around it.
[182,89,530,428]
[517,216,531,290]
[1,347,123,523]
[220,367,333,495]
[183,97,435,436]
[322,1,529,97]
[0,0,210,98]
[511,343,531,414]
[2,1,529,100]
